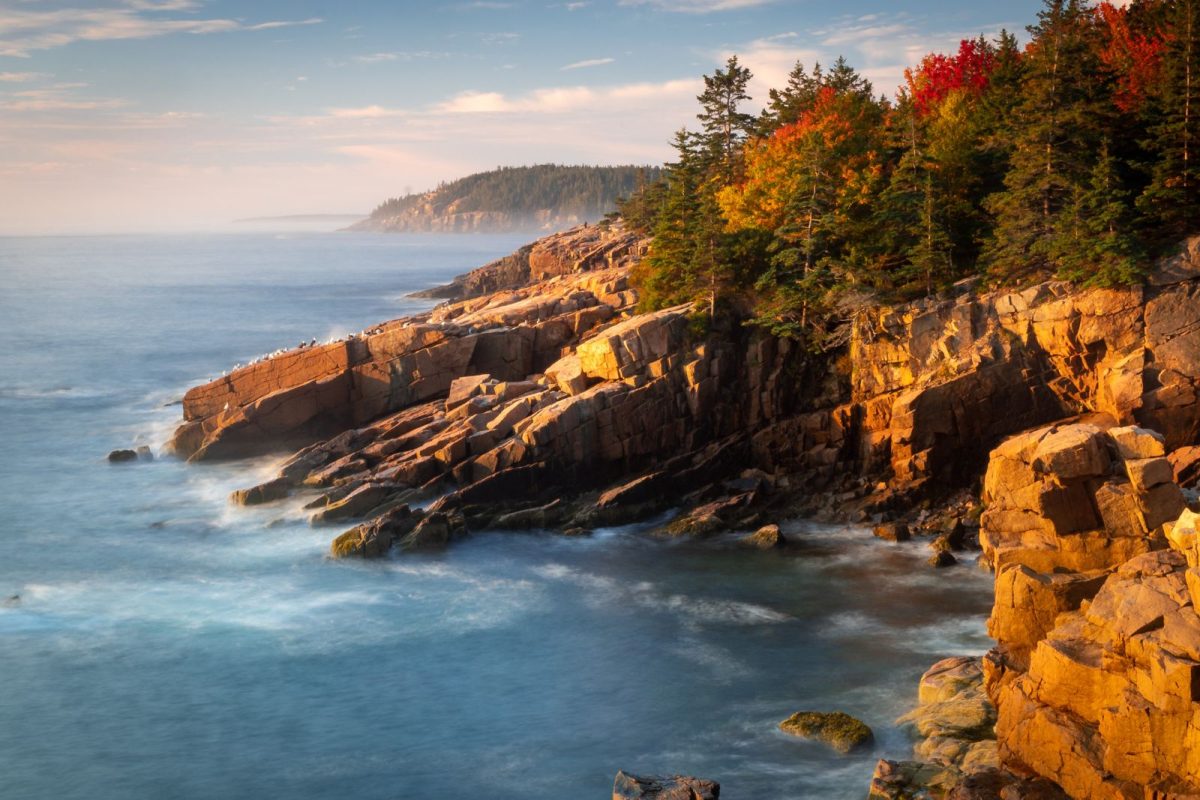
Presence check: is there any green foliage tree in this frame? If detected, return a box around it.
[1138,0,1200,247]
[1058,141,1146,285]
[983,0,1121,284]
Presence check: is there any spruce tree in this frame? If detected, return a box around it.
[1058,141,1145,285]
[761,62,823,133]
[983,0,1118,284]
[696,55,756,180]
[1138,0,1200,248]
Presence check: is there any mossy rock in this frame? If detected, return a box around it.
[779,710,874,754]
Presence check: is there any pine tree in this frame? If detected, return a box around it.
[1138,0,1200,247]
[761,61,823,133]
[983,0,1119,284]
[1058,141,1145,285]
[635,130,704,311]
[696,55,756,180]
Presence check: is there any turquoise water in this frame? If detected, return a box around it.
[0,231,994,799]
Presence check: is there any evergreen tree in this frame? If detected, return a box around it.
[696,55,756,179]
[761,61,823,133]
[1138,0,1200,247]
[983,0,1119,284]
[634,130,704,311]
[1058,141,1146,286]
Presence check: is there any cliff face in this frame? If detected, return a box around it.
[168,225,1200,796]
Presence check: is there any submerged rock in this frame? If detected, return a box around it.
[612,770,719,800]
[741,523,786,550]
[928,550,957,568]
[107,448,138,463]
[779,710,874,754]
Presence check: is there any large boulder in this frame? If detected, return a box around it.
[612,771,719,800]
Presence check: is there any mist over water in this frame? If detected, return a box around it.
[0,231,993,799]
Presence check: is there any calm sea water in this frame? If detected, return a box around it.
[0,231,994,799]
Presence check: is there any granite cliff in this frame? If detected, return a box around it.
[167,223,1200,798]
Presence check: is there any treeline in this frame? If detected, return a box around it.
[369,164,662,221]
[624,0,1199,346]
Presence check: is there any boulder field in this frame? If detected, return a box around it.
[166,222,1200,797]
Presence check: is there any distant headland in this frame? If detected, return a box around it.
[346,164,661,234]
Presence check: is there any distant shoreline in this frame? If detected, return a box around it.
[234,214,367,224]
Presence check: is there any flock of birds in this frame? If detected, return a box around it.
[216,323,402,378]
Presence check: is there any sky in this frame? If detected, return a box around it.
[0,0,1056,235]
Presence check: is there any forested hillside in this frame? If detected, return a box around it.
[623,0,1199,348]
[353,164,661,233]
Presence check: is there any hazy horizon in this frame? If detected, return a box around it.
[0,0,1059,236]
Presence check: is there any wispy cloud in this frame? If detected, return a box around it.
[435,78,696,114]
[0,71,51,83]
[618,0,777,12]
[325,105,406,119]
[0,3,322,57]
[480,32,520,44]
[561,57,614,71]
[724,13,1020,102]
[351,51,449,64]
[0,81,127,112]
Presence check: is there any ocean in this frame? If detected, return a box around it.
[0,230,994,799]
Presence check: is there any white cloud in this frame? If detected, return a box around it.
[325,105,406,119]
[0,4,322,57]
[0,71,51,83]
[354,52,399,63]
[724,13,1019,103]
[618,0,777,12]
[561,57,614,70]
[435,78,695,115]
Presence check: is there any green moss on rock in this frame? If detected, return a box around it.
[779,710,874,754]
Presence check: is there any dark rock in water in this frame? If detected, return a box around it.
[873,523,910,543]
[330,505,419,559]
[107,449,138,463]
[779,710,874,754]
[136,446,154,461]
[612,770,720,800]
[230,477,292,506]
[868,759,960,799]
[929,550,958,568]
[398,510,465,552]
[741,523,786,550]
[3,594,19,608]
[939,517,966,549]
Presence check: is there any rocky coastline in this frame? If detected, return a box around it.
[164,222,1200,798]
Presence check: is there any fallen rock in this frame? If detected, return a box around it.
[779,711,874,754]
[107,449,138,463]
[612,770,719,800]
